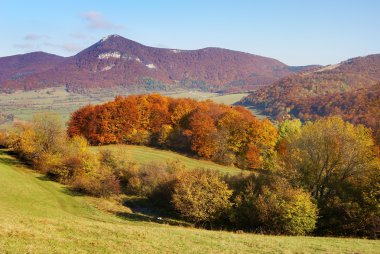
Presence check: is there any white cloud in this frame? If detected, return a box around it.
[44,42,82,52]
[14,43,38,49]
[69,33,87,39]
[24,33,49,41]
[82,11,125,30]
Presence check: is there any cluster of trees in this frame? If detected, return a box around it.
[0,113,120,197]
[68,94,278,170]
[1,112,379,238]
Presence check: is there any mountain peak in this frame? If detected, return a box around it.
[93,34,143,50]
[100,34,122,43]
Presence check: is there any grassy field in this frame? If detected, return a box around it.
[92,144,245,175]
[0,149,379,254]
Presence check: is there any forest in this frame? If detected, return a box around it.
[67,94,278,170]
[242,81,380,144]
[241,54,380,144]
[1,95,379,238]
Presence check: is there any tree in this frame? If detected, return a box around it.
[276,119,302,155]
[184,108,219,158]
[243,119,278,170]
[281,116,380,237]
[282,116,379,204]
[232,176,318,235]
[172,169,232,224]
[157,124,174,146]
[32,112,66,155]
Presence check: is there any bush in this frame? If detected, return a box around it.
[40,136,94,183]
[232,177,318,235]
[0,131,9,147]
[71,165,120,197]
[172,169,233,224]
[122,160,184,207]
[255,186,318,235]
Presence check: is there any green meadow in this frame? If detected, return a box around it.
[0,149,379,253]
[92,144,245,175]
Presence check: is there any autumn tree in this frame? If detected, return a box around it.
[172,169,233,224]
[281,116,380,236]
[184,107,219,158]
[32,112,66,154]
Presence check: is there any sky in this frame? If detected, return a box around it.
[1,0,379,66]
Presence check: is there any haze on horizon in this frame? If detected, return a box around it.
[1,0,379,66]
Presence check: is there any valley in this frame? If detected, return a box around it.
[0,86,259,127]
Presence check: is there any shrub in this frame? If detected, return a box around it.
[232,177,318,235]
[171,169,233,224]
[123,161,184,207]
[71,165,120,197]
[33,151,63,175]
[0,131,9,147]
[42,136,94,183]
[255,186,318,235]
[7,122,37,161]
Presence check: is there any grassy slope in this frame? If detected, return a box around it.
[0,149,379,254]
[92,144,244,175]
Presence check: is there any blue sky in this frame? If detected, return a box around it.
[1,0,379,65]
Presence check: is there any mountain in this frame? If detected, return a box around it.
[0,52,64,89]
[241,54,380,143]
[0,35,296,93]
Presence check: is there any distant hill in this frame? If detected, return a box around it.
[0,52,64,89]
[241,54,380,143]
[0,35,296,93]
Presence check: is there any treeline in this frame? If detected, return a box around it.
[68,94,278,170]
[1,112,379,238]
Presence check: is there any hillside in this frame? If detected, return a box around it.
[0,149,379,253]
[92,145,245,175]
[0,52,64,91]
[0,35,295,93]
[241,54,380,142]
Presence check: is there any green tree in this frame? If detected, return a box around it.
[282,116,380,237]
[232,176,318,235]
[172,169,232,224]
[282,116,378,204]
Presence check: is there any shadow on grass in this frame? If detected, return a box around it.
[36,175,52,181]
[116,210,191,227]
[0,149,29,167]
[61,187,86,197]
[118,196,191,227]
